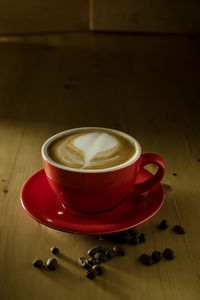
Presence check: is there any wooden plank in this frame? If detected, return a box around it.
[0,33,200,300]
[0,0,89,34]
[90,0,200,34]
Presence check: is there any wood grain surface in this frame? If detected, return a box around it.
[90,0,200,34]
[0,0,200,35]
[0,0,89,35]
[0,33,200,300]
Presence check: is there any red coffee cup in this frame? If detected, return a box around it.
[42,128,165,213]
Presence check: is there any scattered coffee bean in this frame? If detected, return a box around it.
[126,227,139,236]
[92,264,104,275]
[51,247,59,255]
[173,225,185,235]
[87,246,102,257]
[119,231,132,242]
[104,248,115,259]
[172,173,178,176]
[101,247,109,254]
[140,254,154,266]
[102,247,117,258]
[152,251,162,263]
[198,158,200,162]
[33,259,43,268]
[158,220,168,230]
[88,258,101,266]
[112,246,125,256]
[86,269,97,279]
[129,236,138,245]
[46,258,58,270]
[163,248,174,260]
[94,252,108,262]
[78,257,91,269]
[3,189,8,194]
[139,233,146,243]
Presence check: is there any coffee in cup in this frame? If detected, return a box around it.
[47,128,137,170]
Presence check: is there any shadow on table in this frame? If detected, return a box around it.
[57,253,78,268]
[40,264,80,288]
[94,275,131,299]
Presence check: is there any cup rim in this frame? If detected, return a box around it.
[41,127,141,173]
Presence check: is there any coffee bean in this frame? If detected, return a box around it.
[163,248,175,260]
[3,189,8,194]
[139,233,146,243]
[140,254,154,265]
[78,257,91,269]
[86,269,97,279]
[129,237,138,245]
[92,264,104,275]
[172,173,178,176]
[152,251,162,263]
[51,247,59,255]
[102,247,117,258]
[125,227,139,236]
[101,247,109,254]
[46,258,58,270]
[112,246,125,256]
[33,259,43,268]
[88,258,101,266]
[158,220,168,230]
[173,225,185,235]
[94,252,108,262]
[118,231,132,242]
[105,248,115,259]
[87,246,102,257]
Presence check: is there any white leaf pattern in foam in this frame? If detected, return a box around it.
[74,132,118,167]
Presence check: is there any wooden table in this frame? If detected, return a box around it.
[0,33,200,300]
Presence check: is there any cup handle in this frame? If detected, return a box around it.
[133,153,165,195]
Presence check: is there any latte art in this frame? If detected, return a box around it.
[48,129,136,170]
[73,132,118,168]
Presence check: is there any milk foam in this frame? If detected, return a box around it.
[48,129,136,170]
[74,132,118,168]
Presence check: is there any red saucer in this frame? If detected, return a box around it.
[21,169,164,235]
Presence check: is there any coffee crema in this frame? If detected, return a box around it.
[47,129,136,170]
